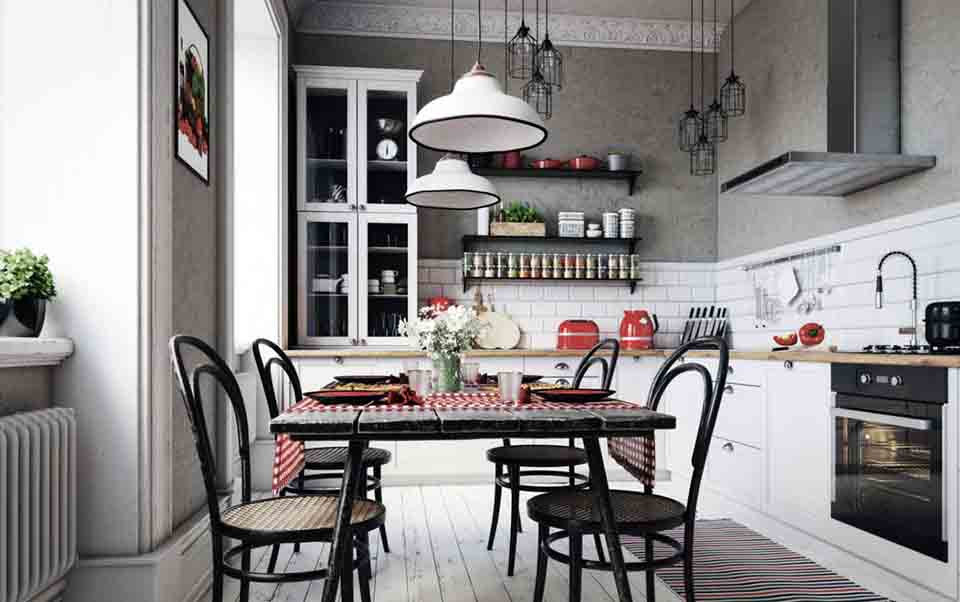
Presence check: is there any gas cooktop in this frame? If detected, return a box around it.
[861,344,960,355]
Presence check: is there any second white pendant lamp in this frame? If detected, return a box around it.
[409,0,547,154]
[405,155,500,210]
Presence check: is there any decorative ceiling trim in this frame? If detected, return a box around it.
[297,2,722,52]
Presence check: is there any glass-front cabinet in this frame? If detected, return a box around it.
[294,66,422,346]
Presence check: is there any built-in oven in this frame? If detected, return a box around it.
[831,363,948,562]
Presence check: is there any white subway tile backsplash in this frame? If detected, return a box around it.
[569,287,596,301]
[429,268,457,284]
[554,302,583,316]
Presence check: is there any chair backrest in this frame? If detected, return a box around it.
[252,338,303,419]
[170,335,252,533]
[572,338,620,389]
[645,336,730,522]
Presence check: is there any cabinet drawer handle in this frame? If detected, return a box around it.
[556,378,570,386]
[727,365,735,375]
[555,362,570,371]
[722,442,734,452]
[784,360,794,370]
[723,384,734,394]
[347,204,357,210]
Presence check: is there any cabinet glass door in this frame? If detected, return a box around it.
[299,78,356,211]
[358,81,417,214]
[298,213,357,345]
[359,214,418,345]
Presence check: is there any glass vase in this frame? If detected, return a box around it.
[432,354,462,393]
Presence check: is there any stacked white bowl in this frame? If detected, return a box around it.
[602,212,620,238]
[618,208,635,239]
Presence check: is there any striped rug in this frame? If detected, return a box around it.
[622,519,889,601]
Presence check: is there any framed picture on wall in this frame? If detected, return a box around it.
[175,0,210,184]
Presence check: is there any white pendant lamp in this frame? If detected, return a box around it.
[409,0,547,154]
[406,155,500,210]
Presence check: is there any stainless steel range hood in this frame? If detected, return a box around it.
[721,0,936,196]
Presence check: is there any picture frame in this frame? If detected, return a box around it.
[175,0,210,184]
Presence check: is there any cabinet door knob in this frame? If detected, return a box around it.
[722,442,734,452]
[784,360,794,370]
[727,365,735,375]
[347,204,357,210]
[361,338,368,345]
[723,384,734,394]
[555,362,570,371]
[335,356,344,365]
[359,204,367,211]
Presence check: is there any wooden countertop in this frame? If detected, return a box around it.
[285,347,960,368]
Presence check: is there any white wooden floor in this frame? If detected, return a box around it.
[204,483,684,602]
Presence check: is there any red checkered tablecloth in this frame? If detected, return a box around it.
[272,391,655,493]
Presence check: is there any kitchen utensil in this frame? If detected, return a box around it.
[534,388,616,403]
[779,266,801,305]
[680,307,696,343]
[620,310,659,350]
[607,152,630,171]
[557,319,600,350]
[530,158,564,169]
[925,302,960,348]
[567,155,602,170]
[304,390,387,404]
[498,371,524,402]
[375,118,405,136]
[476,310,522,349]
[333,375,393,384]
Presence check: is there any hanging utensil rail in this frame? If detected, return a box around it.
[741,244,841,272]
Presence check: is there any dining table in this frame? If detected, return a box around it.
[270,388,676,602]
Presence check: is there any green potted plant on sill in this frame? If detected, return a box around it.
[490,201,546,237]
[0,248,57,337]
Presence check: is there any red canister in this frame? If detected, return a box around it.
[557,320,600,350]
[620,310,659,350]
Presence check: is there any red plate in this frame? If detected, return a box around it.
[305,390,387,404]
[534,388,616,403]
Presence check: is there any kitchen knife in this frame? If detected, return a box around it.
[692,306,706,340]
[706,306,716,337]
[717,307,729,338]
[687,307,703,343]
[680,307,695,344]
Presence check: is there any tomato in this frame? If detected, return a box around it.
[799,322,826,346]
[773,332,798,346]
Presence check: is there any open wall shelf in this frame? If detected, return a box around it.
[473,167,642,195]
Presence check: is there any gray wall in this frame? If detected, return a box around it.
[172,0,220,528]
[717,0,960,259]
[294,35,718,261]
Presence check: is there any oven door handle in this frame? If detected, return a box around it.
[830,408,933,431]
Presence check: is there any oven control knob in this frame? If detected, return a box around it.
[890,375,903,387]
[859,372,873,385]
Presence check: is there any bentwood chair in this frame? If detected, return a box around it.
[485,339,620,576]
[172,335,384,602]
[252,338,392,559]
[525,337,730,602]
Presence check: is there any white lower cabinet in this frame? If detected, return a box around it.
[764,361,831,534]
[705,436,764,509]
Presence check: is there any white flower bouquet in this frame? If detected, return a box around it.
[399,304,485,357]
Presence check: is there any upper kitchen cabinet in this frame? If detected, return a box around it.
[295,66,422,213]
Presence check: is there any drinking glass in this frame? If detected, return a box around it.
[461,362,481,389]
[408,369,433,397]
[498,371,524,403]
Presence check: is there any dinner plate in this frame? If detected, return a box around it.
[333,375,393,385]
[534,388,616,403]
[305,390,388,404]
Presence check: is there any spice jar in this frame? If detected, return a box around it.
[530,253,541,279]
[608,253,619,279]
[496,252,507,278]
[619,254,630,279]
[507,253,519,278]
[564,254,575,279]
[519,253,531,278]
[552,253,563,279]
[598,255,608,280]
[463,252,472,275]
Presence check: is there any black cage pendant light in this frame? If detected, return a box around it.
[523,0,552,119]
[678,0,701,152]
[507,0,539,80]
[705,0,728,143]
[537,0,563,89]
[691,0,716,176]
[720,0,746,117]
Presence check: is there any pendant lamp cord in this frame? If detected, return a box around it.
[535,0,539,44]
[476,0,482,64]
[504,0,509,92]
[700,0,705,118]
[713,0,719,98]
[689,0,694,109]
[729,0,735,74]
[545,0,549,36]
[450,0,455,90]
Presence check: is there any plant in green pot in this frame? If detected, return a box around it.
[399,304,486,393]
[0,248,57,337]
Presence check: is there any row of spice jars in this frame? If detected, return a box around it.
[464,252,642,280]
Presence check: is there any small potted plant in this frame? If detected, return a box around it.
[399,304,486,392]
[0,248,57,337]
[490,201,546,237]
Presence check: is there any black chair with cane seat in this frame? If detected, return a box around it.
[171,335,384,602]
[525,337,730,602]
[252,338,392,560]
[485,338,620,576]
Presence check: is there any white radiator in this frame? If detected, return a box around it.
[0,408,76,602]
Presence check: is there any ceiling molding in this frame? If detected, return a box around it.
[297,2,722,52]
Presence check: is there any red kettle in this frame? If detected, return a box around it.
[620,310,659,350]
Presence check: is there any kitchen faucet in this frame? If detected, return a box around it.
[875,251,919,347]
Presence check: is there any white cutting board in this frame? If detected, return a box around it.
[476,310,521,350]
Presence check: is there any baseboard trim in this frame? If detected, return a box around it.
[65,497,230,602]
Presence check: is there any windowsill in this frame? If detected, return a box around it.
[0,337,75,368]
